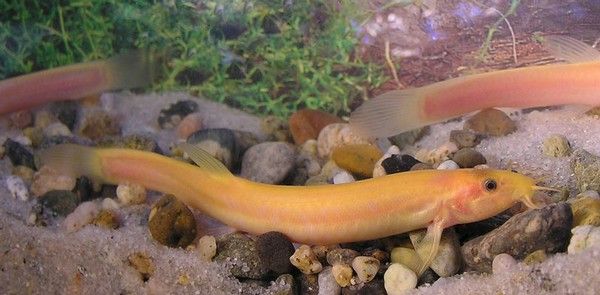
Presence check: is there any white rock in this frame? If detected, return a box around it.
[492,253,518,274]
[116,183,147,205]
[352,256,380,283]
[384,263,417,295]
[198,235,217,261]
[31,166,77,197]
[43,122,72,137]
[64,201,100,233]
[290,245,323,274]
[409,228,461,277]
[6,175,30,201]
[429,142,458,164]
[332,171,355,184]
[11,135,32,146]
[316,123,371,158]
[101,198,121,211]
[568,225,600,254]
[437,160,459,170]
[318,266,341,295]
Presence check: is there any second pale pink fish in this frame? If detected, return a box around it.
[350,35,600,138]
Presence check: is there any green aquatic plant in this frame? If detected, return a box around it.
[0,0,386,118]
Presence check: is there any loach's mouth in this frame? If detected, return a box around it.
[522,185,561,209]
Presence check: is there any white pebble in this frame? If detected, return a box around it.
[332,171,355,184]
[387,13,396,22]
[352,256,380,283]
[568,225,600,254]
[473,164,490,169]
[409,229,461,277]
[317,266,341,295]
[101,198,121,211]
[64,201,100,233]
[11,135,32,146]
[492,253,518,274]
[116,183,147,205]
[430,142,459,163]
[290,245,323,274]
[437,160,459,170]
[198,235,217,261]
[384,263,417,295]
[6,175,30,201]
[43,122,72,137]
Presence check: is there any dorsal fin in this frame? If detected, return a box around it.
[542,35,600,63]
[179,143,233,176]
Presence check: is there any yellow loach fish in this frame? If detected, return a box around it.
[0,51,155,115]
[40,143,552,274]
[350,35,600,138]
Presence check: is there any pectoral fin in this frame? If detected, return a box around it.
[411,218,444,276]
[542,35,600,63]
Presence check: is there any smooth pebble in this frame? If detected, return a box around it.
[568,225,600,254]
[332,171,355,184]
[437,160,459,170]
[384,263,417,295]
[351,256,380,283]
[6,175,29,201]
[64,201,100,233]
[318,266,341,295]
[116,183,147,205]
[290,245,323,275]
[198,235,217,261]
[491,253,517,274]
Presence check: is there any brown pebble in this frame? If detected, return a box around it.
[127,252,155,282]
[331,144,383,178]
[92,210,120,229]
[289,109,344,145]
[148,194,197,248]
[449,130,480,148]
[176,112,204,140]
[464,108,516,136]
[80,111,121,141]
[451,148,487,168]
[9,110,33,128]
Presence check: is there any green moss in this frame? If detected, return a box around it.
[0,0,385,118]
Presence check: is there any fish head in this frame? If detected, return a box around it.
[447,169,541,224]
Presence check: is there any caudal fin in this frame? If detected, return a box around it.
[39,144,106,182]
[349,88,427,138]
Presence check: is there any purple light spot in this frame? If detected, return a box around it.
[454,2,483,26]
[567,3,587,20]
[423,18,444,41]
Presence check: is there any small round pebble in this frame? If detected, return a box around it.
[6,175,30,201]
[523,249,547,265]
[3,138,35,169]
[381,154,420,175]
[9,110,33,128]
[197,235,217,261]
[352,256,380,283]
[79,111,121,141]
[116,183,147,205]
[39,190,81,216]
[373,145,401,177]
[491,253,517,274]
[148,194,197,248]
[384,263,417,295]
[256,231,295,275]
[128,252,155,282]
[542,134,572,157]
[437,160,459,170]
[464,108,516,136]
[43,122,72,137]
[449,129,480,148]
[261,115,291,142]
[332,171,356,184]
[451,148,487,168]
[12,165,34,184]
[187,128,238,169]
[568,225,600,254]
[318,266,341,295]
[91,209,120,229]
[290,245,323,274]
[241,142,297,184]
[64,201,101,233]
[101,197,121,211]
[332,264,353,287]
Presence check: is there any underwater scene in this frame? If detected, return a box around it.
[1,0,600,294]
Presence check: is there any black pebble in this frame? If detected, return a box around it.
[73,176,95,202]
[39,190,81,216]
[51,101,79,130]
[381,154,420,174]
[3,138,35,170]
[158,100,199,129]
[256,231,296,275]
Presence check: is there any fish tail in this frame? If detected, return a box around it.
[39,144,106,182]
[104,50,158,90]
[349,88,427,138]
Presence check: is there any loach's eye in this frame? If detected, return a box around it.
[483,179,497,192]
